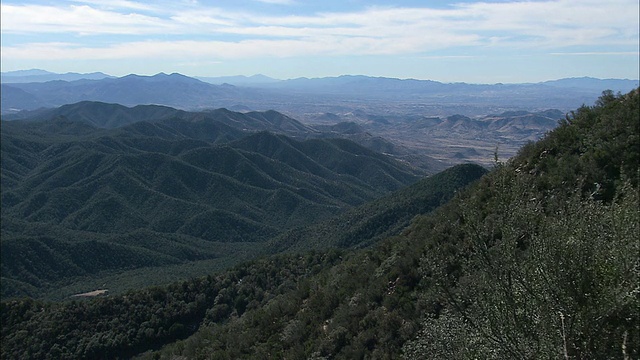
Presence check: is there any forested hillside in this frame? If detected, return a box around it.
[1,115,428,299]
[1,89,637,359]
[268,163,487,252]
[404,89,639,359]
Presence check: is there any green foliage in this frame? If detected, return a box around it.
[511,89,639,201]
[1,89,637,359]
[406,89,640,359]
[0,146,475,358]
[269,163,487,252]
[1,120,422,299]
[1,252,343,360]
[409,170,638,359]
[132,236,427,360]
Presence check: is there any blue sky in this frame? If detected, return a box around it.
[1,0,638,83]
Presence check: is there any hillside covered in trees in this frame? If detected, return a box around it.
[1,110,434,299]
[1,89,638,359]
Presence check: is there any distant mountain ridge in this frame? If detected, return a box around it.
[2,72,638,116]
[196,74,279,86]
[1,69,113,83]
[3,72,632,170]
[540,76,639,90]
[196,73,638,93]
[5,69,637,90]
[1,73,246,113]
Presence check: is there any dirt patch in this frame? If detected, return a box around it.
[71,289,108,297]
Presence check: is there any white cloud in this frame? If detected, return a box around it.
[0,4,174,35]
[253,0,296,4]
[68,0,159,12]
[1,35,478,61]
[1,0,638,61]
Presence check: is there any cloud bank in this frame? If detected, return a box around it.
[2,0,638,61]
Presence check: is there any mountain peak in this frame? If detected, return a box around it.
[2,69,54,76]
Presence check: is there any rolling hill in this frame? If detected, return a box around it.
[6,73,626,171]
[3,101,455,172]
[0,112,426,299]
[267,163,488,252]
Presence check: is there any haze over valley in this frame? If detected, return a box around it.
[3,71,637,168]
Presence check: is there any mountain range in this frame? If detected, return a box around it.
[1,88,636,360]
[2,71,638,117]
[1,69,113,83]
[2,71,636,169]
[4,70,636,94]
[2,101,315,135]
[1,73,246,113]
[2,100,565,169]
[0,99,576,299]
[1,105,445,299]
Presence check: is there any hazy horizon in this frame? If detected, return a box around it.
[3,68,639,86]
[1,0,638,84]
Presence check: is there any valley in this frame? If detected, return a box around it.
[0,73,633,301]
[0,70,637,360]
[5,72,634,170]
[0,88,637,360]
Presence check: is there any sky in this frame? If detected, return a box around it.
[1,0,638,83]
